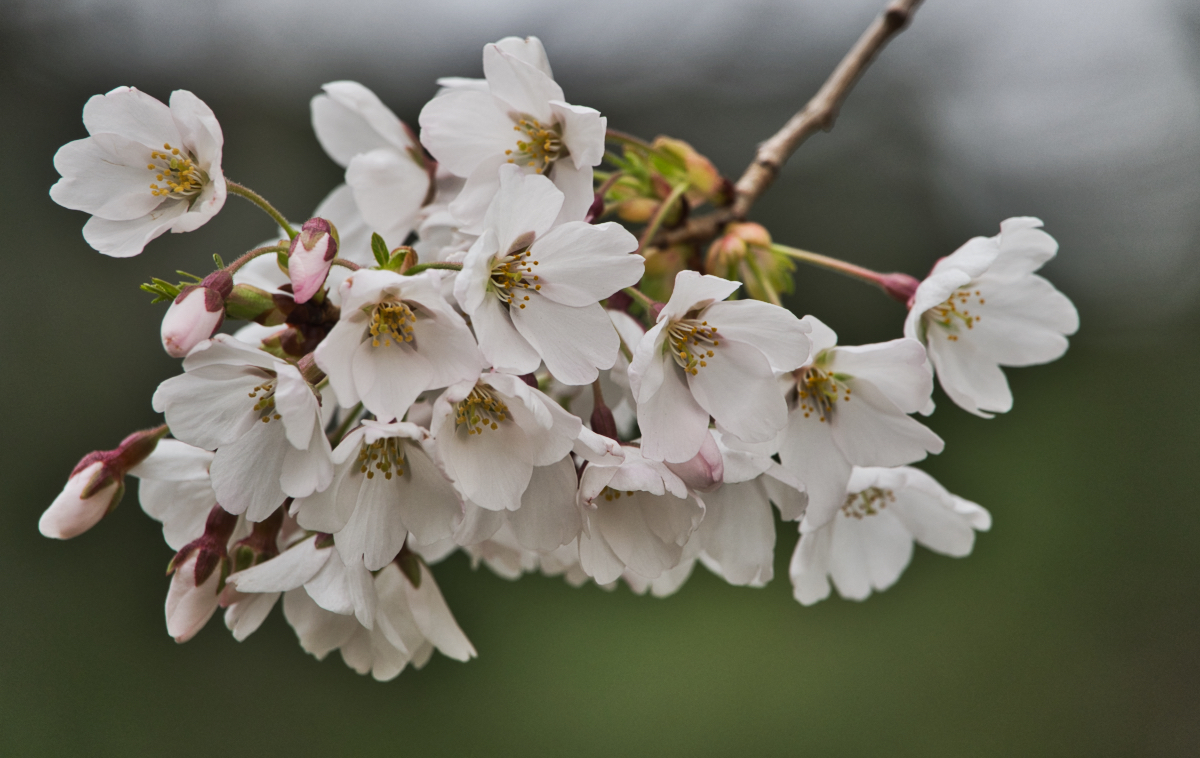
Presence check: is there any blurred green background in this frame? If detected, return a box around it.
[3,1,1199,755]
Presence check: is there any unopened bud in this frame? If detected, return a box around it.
[161,270,232,358]
[585,193,605,223]
[288,217,339,304]
[652,136,725,206]
[166,505,237,643]
[616,196,659,224]
[229,509,283,574]
[664,432,724,493]
[877,272,922,306]
[39,426,167,539]
[224,283,286,325]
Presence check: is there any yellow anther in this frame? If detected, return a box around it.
[841,487,895,519]
[367,300,417,348]
[455,385,511,437]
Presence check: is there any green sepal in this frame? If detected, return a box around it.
[397,548,422,588]
[371,233,390,268]
[224,284,284,324]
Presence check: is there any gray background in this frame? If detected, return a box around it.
[2,0,1198,755]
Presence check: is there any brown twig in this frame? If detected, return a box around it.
[656,0,922,248]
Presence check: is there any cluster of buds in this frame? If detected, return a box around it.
[42,35,1078,680]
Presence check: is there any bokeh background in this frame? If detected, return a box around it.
[3,0,1199,755]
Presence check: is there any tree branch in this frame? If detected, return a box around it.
[656,0,923,248]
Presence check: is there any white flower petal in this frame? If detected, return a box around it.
[482,43,563,121]
[703,300,811,372]
[527,221,642,306]
[637,360,711,464]
[346,147,429,244]
[689,337,787,444]
[511,297,616,385]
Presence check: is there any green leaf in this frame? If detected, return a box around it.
[371,233,390,268]
[212,254,225,269]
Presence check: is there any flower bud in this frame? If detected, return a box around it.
[228,509,282,574]
[39,426,167,539]
[288,217,339,304]
[877,272,921,306]
[652,136,726,206]
[161,270,232,358]
[224,283,286,325]
[615,196,659,224]
[166,505,237,643]
[38,461,122,540]
[665,432,724,493]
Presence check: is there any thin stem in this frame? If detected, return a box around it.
[226,181,298,239]
[605,128,656,152]
[772,243,887,286]
[744,254,782,306]
[595,171,626,201]
[655,0,924,248]
[592,379,606,411]
[331,259,361,271]
[330,403,364,446]
[225,244,288,274]
[403,262,462,276]
[638,182,689,254]
[622,286,659,314]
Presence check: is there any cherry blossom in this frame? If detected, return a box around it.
[431,372,581,511]
[904,217,1079,417]
[789,466,990,605]
[315,269,483,422]
[629,271,812,463]
[454,167,641,384]
[420,36,605,230]
[152,335,332,521]
[311,81,430,247]
[292,420,461,570]
[778,315,943,531]
[51,87,225,257]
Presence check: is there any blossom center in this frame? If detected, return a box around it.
[840,487,895,519]
[248,380,282,423]
[505,117,565,174]
[488,247,541,310]
[928,288,985,342]
[368,301,417,347]
[356,437,406,481]
[601,486,637,502]
[455,386,510,436]
[666,317,719,376]
[147,143,207,200]
[796,367,851,423]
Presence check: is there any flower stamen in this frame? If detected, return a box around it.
[147,143,207,200]
[368,301,417,347]
[454,386,510,436]
[929,288,985,342]
[840,487,895,519]
[666,317,719,376]
[488,248,540,310]
[356,437,406,481]
[506,117,565,174]
[248,380,282,423]
[796,367,851,422]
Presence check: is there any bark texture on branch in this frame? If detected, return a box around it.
[656,0,923,248]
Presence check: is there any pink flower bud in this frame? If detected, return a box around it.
[38,426,167,539]
[288,217,339,304]
[665,432,724,493]
[161,285,225,357]
[38,461,122,539]
[166,505,237,643]
[877,272,921,306]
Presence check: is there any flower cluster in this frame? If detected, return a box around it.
[42,36,1077,680]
